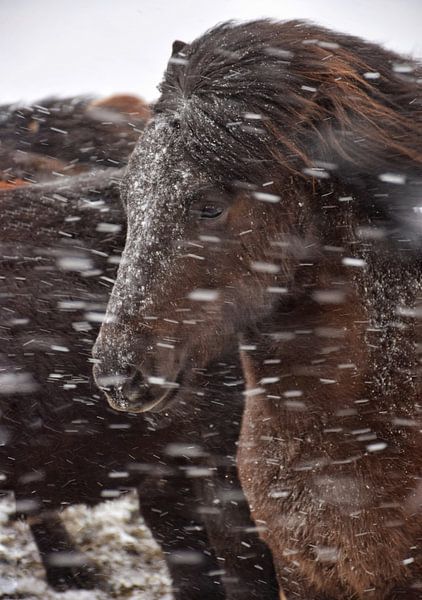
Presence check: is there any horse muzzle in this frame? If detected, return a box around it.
[93,363,183,413]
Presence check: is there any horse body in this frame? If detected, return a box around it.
[94,20,422,599]
[0,171,139,588]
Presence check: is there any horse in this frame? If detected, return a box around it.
[0,105,277,597]
[0,93,148,185]
[93,20,422,600]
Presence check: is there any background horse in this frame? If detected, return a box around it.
[0,94,148,185]
[0,98,277,598]
[94,20,422,600]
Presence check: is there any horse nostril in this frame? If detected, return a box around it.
[121,368,146,402]
[94,359,160,411]
[93,362,138,395]
[93,353,179,413]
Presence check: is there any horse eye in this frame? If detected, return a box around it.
[200,204,224,219]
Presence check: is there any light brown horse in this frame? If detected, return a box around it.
[94,20,422,599]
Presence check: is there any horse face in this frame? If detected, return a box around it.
[93,116,309,413]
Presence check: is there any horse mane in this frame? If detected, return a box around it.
[155,20,422,235]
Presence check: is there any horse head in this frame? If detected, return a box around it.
[93,20,422,413]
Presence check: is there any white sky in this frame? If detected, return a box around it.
[1,0,421,105]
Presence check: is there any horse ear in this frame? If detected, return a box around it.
[171,40,187,57]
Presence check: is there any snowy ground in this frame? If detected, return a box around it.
[0,493,172,600]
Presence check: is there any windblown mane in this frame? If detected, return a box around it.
[155,20,422,235]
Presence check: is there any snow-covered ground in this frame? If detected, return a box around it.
[0,494,172,600]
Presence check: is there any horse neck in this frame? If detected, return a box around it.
[240,242,421,451]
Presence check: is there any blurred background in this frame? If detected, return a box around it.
[1,0,421,105]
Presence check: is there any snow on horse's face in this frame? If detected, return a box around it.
[92,113,297,413]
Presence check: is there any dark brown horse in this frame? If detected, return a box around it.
[94,20,422,600]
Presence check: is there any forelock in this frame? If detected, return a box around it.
[153,20,337,183]
[150,19,421,203]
